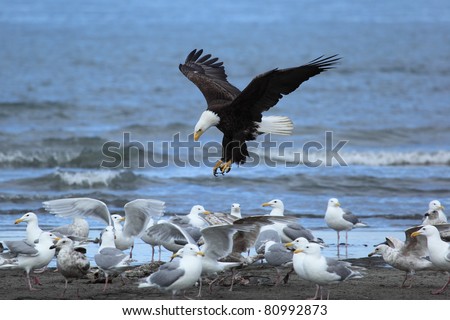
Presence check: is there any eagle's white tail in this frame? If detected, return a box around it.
[257,116,294,135]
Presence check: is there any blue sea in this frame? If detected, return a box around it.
[0,0,449,263]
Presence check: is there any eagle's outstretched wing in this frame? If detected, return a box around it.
[230,55,340,115]
[179,49,241,108]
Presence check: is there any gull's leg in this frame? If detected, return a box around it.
[345,231,348,258]
[283,267,294,284]
[26,272,35,291]
[308,284,321,300]
[61,279,68,298]
[431,275,450,295]
[401,271,415,288]
[336,231,340,258]
[196,277,203,298]
[103,274,109,292]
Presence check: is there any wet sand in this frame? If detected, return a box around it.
[0,257,448,300]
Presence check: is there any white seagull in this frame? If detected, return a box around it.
[138,243,204,298]
[324,198,367,256]
[411,224,450,294]
[14,212,43,243]
[422,200,447,225]
[94,226,134,291]
[260,199,322,243]
[43,197,165,258]
[0,232,58,290]
[294,242,363,299]
[110,199,165,257]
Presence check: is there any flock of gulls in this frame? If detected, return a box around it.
[0,197,449,299]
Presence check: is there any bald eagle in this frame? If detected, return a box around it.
[179,49,340,176]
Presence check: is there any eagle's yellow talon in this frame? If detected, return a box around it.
[220,160,232,174]
[213,160,223,176]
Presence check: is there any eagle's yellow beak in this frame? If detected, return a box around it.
[194,130,203,141]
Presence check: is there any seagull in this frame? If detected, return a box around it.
[94,226,134,291]
[260,199,322,243]
[285,237,310,276]
[294,242,363,299]
[110,199,165,257]
[50,237,90,297]
[262,199,285,216]
[44,197,165,258]
[138,243,204,298]
[0,232,57,290]
[368,225,437,288]
[141,217,165,263]
[284,237,315,285]
[170,205,211,229]
[43,197,112,226]
[50,216,90,241]
[14,212,43,243]
[423,200,447,225]
[254,229,281,254]
[411,224,450,294]
[199,223,259,273]
[263,240,293,285]
[201,203,242,226]
[144,221,196,255]
[230,203,242,219]
[324,198,367,257]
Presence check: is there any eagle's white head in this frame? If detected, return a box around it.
[194,110,220,141]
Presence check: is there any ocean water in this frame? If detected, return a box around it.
[0,0,449,263]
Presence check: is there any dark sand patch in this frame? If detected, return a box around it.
[0,257,448,300]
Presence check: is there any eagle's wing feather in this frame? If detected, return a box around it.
[229,55,340,116]
[179,49,241,107]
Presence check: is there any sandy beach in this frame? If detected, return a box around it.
[0,257,448,300]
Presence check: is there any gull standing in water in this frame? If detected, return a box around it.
[324,198,367,257]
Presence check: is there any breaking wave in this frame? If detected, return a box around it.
[263,149,450,167]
